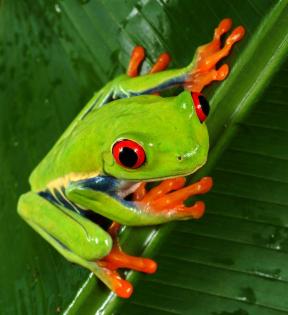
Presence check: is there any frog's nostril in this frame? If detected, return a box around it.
[177,156,183,161]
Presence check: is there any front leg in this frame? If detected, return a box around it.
[115,18,244,97]
[79,19,244,116]
[64,176,211,288]
[97,177,213,274]
[133,177,213,218]
[65,176,213,225]
[98,222,157,275]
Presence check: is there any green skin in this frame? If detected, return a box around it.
[18,62,209,290]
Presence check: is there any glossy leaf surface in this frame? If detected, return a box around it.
[1,0,288,314]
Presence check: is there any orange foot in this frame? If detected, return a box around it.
[96,267,133,298]
[185,18,245,93]
[133,176,213,219]
[98,222,157,298]
[127,46,171,77]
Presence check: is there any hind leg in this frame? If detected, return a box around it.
[185,18,245,92]
[99,222,157,274]
[18,192,134,298]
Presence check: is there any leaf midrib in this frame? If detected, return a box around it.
[64,1,288,314]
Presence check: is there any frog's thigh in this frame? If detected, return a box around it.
[18,192,112,261]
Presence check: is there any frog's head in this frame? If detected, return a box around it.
[99,90,209,183]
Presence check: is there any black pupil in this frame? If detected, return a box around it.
[199,95,210,116]
[119,147,138,167]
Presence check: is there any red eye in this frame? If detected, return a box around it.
[112,139,146,169]
[192,92,210,123]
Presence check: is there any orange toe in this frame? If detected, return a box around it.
[227,26,245,45]
[141,258,158,274]
[198,177,213,194]
[127,46,145,77]
[150,53,171,74]
[113,278,134,298]
[216,18,232,36]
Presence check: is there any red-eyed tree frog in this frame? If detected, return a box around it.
[18,19,245,298]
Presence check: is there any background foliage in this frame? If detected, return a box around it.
[1,0,288,314]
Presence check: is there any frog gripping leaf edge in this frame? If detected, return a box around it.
[17,18,245,298]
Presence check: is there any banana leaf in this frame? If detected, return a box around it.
[1,0,288,314]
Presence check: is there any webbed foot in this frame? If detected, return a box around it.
[185,18,245,92]
[98,222,157,298]
[133,177,213,219]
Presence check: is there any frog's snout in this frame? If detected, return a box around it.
[173,140,208,175]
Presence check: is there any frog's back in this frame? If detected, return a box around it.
[29,95,105,191]
[29,80,160,191]
[29,130,103,191]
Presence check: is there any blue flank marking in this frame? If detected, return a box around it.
[120,74,187,98]
[38,176,136,221]
[54,189,73,210]
[74,175,135,208]
[75,176,118,194]
[39,187,101,224]
[39,190,60,205]
[39,189,86,215]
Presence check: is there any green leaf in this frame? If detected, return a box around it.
[1,0,288,314]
